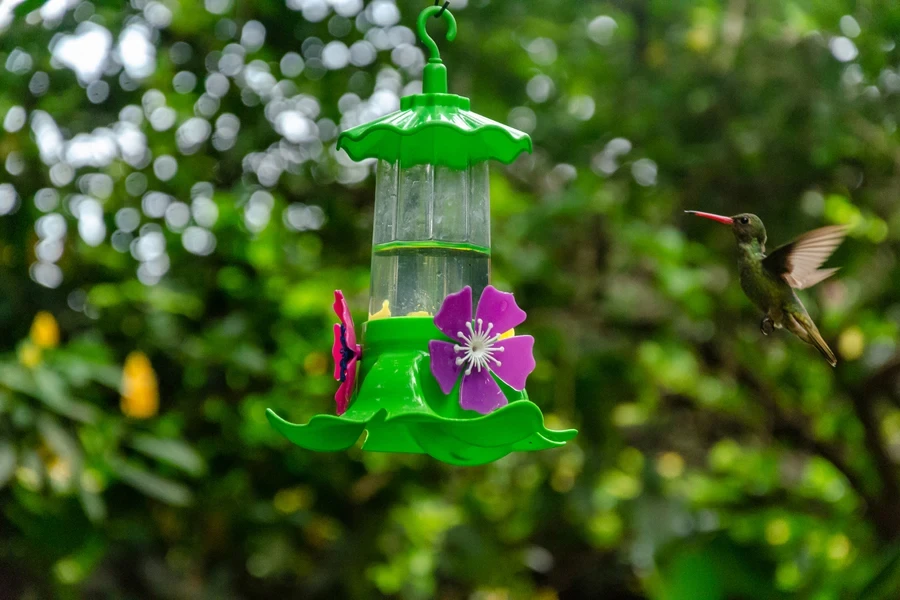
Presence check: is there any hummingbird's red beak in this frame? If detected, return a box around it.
[685,211,733,225]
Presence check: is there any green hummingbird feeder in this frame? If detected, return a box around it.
[266,4,577,466]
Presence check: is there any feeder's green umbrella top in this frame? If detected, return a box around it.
[336,5,532,170]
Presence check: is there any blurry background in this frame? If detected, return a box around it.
[1,0,900,598]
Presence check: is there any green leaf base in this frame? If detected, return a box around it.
[266,317,577,466]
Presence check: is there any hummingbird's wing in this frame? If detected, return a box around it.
[762,225,847,290]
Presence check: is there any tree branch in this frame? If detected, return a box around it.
[848,382,900,540]
[736,359,900,542]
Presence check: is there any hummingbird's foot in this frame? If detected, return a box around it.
[760,317,775,336]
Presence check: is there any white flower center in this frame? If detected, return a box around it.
[454,318,504,376]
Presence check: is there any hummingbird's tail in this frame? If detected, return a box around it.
[786,313,837,367]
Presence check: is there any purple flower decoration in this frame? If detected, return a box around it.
[428,286,536,415]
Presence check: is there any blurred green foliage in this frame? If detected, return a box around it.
[2,0,900,598]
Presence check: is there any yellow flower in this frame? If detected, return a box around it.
[30,311,60,349]
[121,351,159,419]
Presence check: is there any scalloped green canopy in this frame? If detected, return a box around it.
[336,5,532,170]
[337,94,532,169]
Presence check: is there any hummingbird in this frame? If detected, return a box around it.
[686,211,847,367]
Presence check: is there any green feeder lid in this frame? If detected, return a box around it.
[336,5,532,170]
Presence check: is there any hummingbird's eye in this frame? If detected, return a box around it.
[739,217,750,224]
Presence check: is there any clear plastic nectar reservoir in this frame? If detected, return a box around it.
[369,160,490,318]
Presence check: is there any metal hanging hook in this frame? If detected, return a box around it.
[417,2,456,62]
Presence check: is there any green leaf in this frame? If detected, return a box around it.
[13,0,46,17]
[0,442,16,489]
[129,434,206,477]
[108,457,193,506]
[655,535,784,600]
[53,352,122,390]
[17,449,44,491]
[0,363,40,396]
[37,415,81,460]
[859,541,900,600]
[37,415,83,487]
[31,368,99,424]
[53,536,108,584]
[0,365,98,423]
[79,487,107,523]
